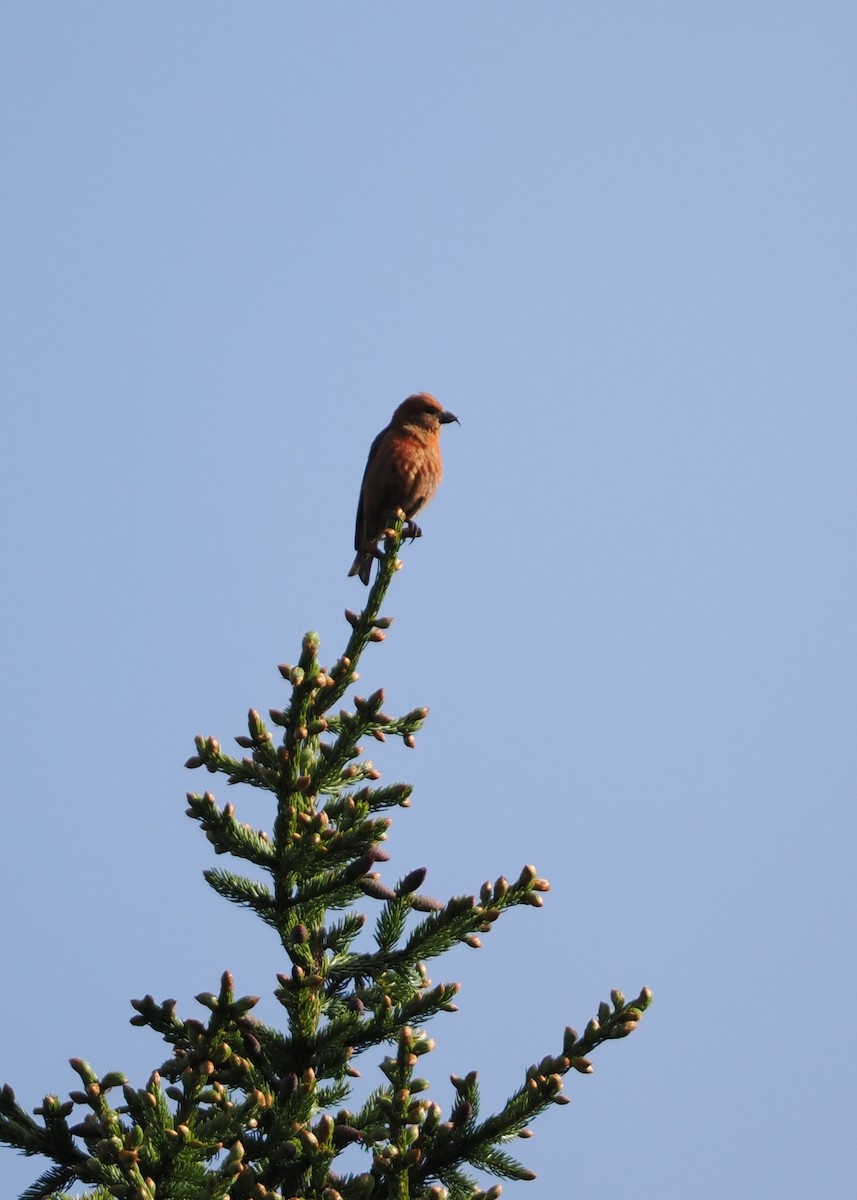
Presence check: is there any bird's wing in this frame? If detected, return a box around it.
[354,424,389,552]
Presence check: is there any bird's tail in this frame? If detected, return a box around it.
[348,552,372,586]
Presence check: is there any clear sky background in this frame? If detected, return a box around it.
[2,4,855,1197]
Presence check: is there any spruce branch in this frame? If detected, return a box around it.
[2,517,650,1198]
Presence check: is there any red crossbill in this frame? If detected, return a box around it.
[349,392,459,585]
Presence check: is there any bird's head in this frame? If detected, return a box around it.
[391,392,459,434]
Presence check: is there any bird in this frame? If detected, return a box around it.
[349,392,459,585]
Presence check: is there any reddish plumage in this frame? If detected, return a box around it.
[349,392,459,585]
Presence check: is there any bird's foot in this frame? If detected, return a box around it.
[402,520,423,542]
[382,521,421,543]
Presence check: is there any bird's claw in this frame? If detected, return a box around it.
[382,521,422,544]
[402,521,422,542]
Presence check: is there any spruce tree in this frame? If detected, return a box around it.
[0,519,650,1200]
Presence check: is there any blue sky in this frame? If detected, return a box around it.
[2,4,855,1196]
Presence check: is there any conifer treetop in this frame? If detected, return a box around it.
[0,517,650,1200]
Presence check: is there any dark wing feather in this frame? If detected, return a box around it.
[354,424,389,552]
